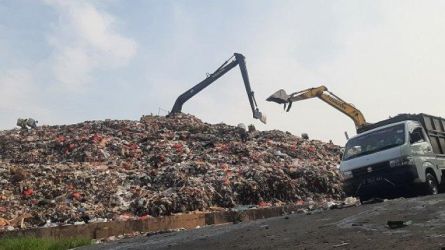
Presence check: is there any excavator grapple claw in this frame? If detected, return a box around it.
[254,109,267,124]
[266,89,290,104]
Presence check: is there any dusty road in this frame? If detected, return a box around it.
[82,195,445,250]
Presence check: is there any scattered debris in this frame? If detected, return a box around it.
[333,242,350,248]
[427,234,445,238]
[326,196,360,209]
[0,218,9,227]
[145,228,186,238]
[387,220,412,229]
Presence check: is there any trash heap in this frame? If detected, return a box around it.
[0,114,344,230]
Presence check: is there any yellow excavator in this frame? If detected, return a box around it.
[267,85,368,131]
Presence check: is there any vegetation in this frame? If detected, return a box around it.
[0,236,91,250]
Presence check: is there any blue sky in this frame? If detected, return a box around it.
[1,1,445,144]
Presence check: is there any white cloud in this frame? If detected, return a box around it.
[0,69,34,112]
[248,0,445,144]
[0,1,137,129]
[0,69,52,129]
[2,0,445,144]
[45,0,137,90]
[166,1,445,145]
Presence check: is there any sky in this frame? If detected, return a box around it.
[1,0,445,145]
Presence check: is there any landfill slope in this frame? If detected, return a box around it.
[0,114,344,230]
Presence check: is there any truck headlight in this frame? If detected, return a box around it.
[342,170,353,180]
[389,156,414,168]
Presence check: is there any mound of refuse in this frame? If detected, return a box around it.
[0,114,344,230]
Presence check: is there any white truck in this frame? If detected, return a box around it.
[340,113,445,200]
[265,88,445,200]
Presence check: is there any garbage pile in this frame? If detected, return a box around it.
[0,114,344,230]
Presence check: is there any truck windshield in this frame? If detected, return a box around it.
[343,124,405,161]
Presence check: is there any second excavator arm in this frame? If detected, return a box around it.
[267,85,367,129]
[169,53,266,124]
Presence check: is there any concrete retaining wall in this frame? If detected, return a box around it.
[0,204,305,240]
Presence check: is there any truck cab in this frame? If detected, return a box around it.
[340,115,445,200]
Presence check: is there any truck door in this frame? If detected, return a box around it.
[409,125,432,155]
[409,123,441,183]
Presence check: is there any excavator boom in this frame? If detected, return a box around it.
[169,53,266,124]
[267,85,367,130]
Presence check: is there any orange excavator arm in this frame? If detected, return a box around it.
[267,85,367,130]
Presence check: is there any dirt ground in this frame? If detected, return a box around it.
[82,194,445,250]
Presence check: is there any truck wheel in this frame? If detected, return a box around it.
[424,173,439,195]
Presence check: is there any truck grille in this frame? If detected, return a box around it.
[352,161,390,177]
